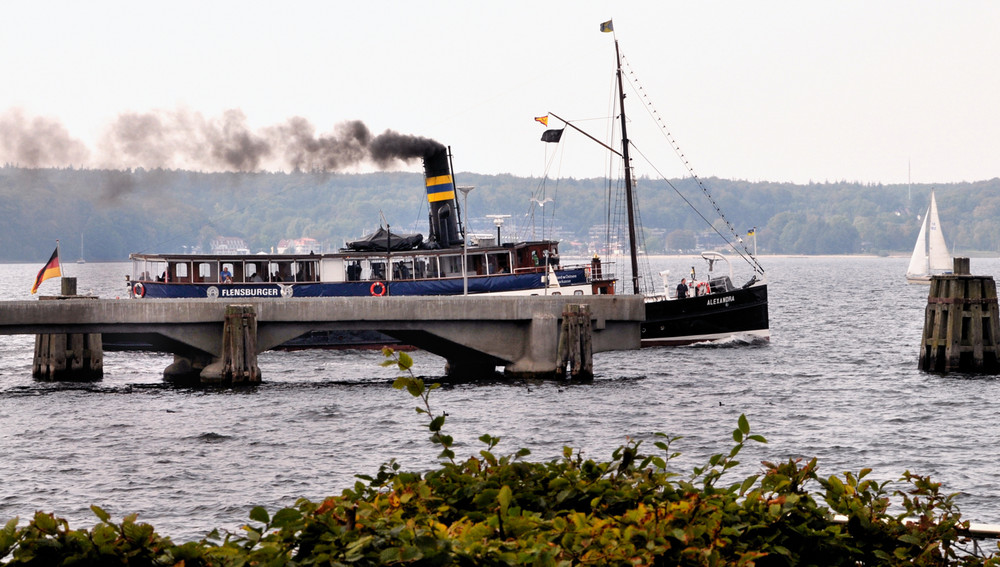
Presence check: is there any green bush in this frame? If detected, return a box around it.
[1,348,998,565]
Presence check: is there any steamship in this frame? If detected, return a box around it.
[125,148,615,309]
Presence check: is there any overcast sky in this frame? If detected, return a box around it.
[2,1,998,184]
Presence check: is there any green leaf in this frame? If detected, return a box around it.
[271,507,303,528]
[249,506,270,525]
[429,415,445,432]
[406,380,424,397]
[90,505,111,523]
[740,475,759,495]
[398,351,413,370]
[33,512,57,534]
[738,413,750,434]
[498,485,513,515]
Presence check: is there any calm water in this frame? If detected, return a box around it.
[2,257,1000,541]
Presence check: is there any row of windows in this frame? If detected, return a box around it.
[134,260,319,283]
[132,251,518,284]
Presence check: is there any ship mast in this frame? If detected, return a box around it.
[615,40,640,295]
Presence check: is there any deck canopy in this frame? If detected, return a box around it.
[343,227,424,252]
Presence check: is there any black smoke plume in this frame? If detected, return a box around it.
[0,109,90,167]
[1,107,444,174]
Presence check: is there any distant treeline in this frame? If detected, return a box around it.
[1,164,998,262]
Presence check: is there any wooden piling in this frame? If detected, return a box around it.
[919,257,1000,373]
[32,281,103,381]
[556,304,593,379]
[220,304,260,383]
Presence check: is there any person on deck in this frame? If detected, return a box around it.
[220,267,233,283]
[676,278,689,299]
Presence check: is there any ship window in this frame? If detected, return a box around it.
[426,257,440,278]
[270,261,294,282]
[441,255,462,277]
[487,252,511,274]
[298,260,319,282]
[346,260,362,281]
[392,259,414,280]
[196,262,216,283]
[467,253,487,276]
[221,262,240,282]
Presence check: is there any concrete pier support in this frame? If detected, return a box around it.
[163,352,214,384]
[503,312,559,378]
[919,257,1000,373]
[32,278,104,381]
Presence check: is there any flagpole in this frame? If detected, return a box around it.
[56,239,63,279]
[548,112,623,157]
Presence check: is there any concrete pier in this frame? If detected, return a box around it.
[2,295,643,383]
[919,257,1000,373]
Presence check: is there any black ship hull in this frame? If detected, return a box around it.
[641,283,769,346]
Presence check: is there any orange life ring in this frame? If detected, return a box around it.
[370,281,386,296]
[133,282,146,298]
[696,282,710,296]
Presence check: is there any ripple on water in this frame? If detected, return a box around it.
[4,257,1000,536]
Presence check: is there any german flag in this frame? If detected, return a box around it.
[30,247,61,294]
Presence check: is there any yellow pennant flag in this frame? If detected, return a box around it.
[534,115,548,127]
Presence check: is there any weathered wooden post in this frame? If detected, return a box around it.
[32,277,104,381]
[919,257,1000,373]
[220,304,260,384]
[556,304,594,379]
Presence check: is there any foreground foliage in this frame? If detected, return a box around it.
[1,349,998,565]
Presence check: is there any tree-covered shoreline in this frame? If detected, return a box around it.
[3,165,998,262]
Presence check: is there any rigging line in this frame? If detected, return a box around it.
[628,141,759,273]
[619,51,764,274]
[526,144,565,242]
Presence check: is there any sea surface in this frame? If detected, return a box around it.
[2,256,1000,541]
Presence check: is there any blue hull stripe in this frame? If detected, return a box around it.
[138,269,588,299]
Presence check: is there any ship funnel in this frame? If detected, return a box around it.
[423,148,463,248]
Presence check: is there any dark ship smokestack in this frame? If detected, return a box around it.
[423,147,463,248]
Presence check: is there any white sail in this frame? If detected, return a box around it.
[926,193,951,271]
[906,211,930,278]
[906,192,951,283]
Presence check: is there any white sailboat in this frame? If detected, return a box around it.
[905,192,951,283]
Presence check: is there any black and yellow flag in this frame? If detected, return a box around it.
[600,20,613,33]
[31,246,61,294]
